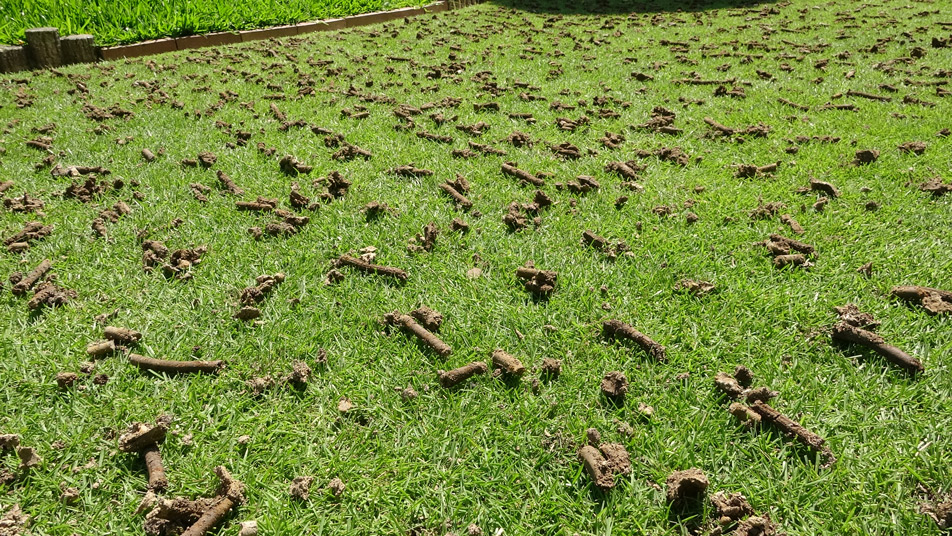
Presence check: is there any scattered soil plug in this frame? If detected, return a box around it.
[600,371,628,401]
[602,320,666,361]
[104,326,142,345]
[491,349,526,377]
[438,361,488,388]
[515,266,557,297]
[577,445,614,491]
[831,322,923,374]
[749,400,835,468]
[337,255,407,281]
[666,468,709,509]
[892,285,952,315]
[129,353,224,374]
[118,417,170,490]
[501,163,545,186]
[385,311,452,357]
[10,258,51,295]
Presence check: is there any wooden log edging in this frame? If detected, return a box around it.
[0,2,450,72]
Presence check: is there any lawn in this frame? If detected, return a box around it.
[0,0,429,46]
[0,0,951,534]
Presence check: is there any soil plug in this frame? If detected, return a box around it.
[600,371,628,402]
[179,466,245,536]
[118,417,170,490]
[337,254,408,281]
[86,339,116,358]
[11,258,51,295]
[602,320,667,361]
[438,361,488,388]
[665,468,709,509]
[515,266,557,297]
[749,400,835,468]
[892,285,952,315]
[491,349,526,377]
[129,353,224,374]
[16,446,42,471]
[104,326,142,345]
[501,162,545,186]
[391,312,452,357]
[831,322,923,374]
[577,445,614,490]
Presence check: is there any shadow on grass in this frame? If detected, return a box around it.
[486,0,780,15]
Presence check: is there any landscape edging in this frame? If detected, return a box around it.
[99,2,448,62]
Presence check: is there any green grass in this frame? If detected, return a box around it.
[0,0,430,46]
[1,0,951,533]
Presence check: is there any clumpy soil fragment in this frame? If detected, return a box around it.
[438,361,487,388]
[515,265,557,297]
[602,320,666,361]
[600,370,628,401]
[577,441,630,491]
[384,310,452,357]
[892,285,952,315]
[336,254,407,281]
[665,468,709,508]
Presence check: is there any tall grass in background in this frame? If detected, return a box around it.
[0,0,427,46]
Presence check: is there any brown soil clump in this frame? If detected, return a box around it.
[144,466,244,536]
[385,311,452,357]
[736,162,779,178]
[832,321,923,374]
[491,349,526,377]
[279,155,312,175]
[750,401,836,468]
[602,320,666,361]
[515,266,557,297]
[4,221,53,250]
[289,476,314,500]
[389,164,433,177]
[234,307,261,322]
[28,281,76,309]
[129,353,224,374]
[666,468,709,507]
[898,141,927,155]
[582,230,628,259]
[105,326,142,345]
[711,491,754,522]
[605,160,645,179]
[410,306,443,332]
[674,279,715,296]
[577,445,614,490]
[892,285,952,314]
[853,149,880,165]
[336,254,407,281]
[315,171,351,200]
[438,361,488,388]
[216,170,244,195]
[780,214,804,235]
[3,194,44,214]
[0,505,30,536]
[919,176,952,196]
[735,516,778,536]
[238,273,285,306]
[810,178,840,197]
[540,358,562,378]
[118,417,170,490]
[407,222,439,253]
[833,303,880,329]
[599,443,631,476]
[600,371,628,401]
[501,162,544,186]
[10,258,51,296]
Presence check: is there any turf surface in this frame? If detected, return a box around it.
[0,0,951,533]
